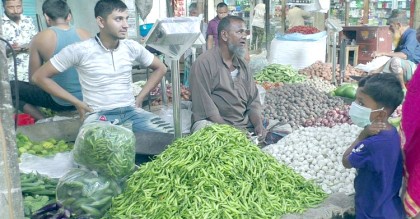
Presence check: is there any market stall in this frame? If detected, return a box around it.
[5,60,379,218]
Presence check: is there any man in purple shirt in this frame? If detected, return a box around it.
[206,2,228,49]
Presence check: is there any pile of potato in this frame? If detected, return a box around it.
[262,84,345,129]
[299,61,366,82]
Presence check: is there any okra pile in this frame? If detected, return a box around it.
[108,125,327,218]
[254,64,306,83]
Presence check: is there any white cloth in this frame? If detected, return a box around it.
[50,36,154,111]
[230,68,239,79]
[251,3,265,28]
[2,14,37,81]
[316,0,330,13]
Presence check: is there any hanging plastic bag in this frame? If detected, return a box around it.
[73,121,136,181]
[249,50,269,75]
[56,168,121,218]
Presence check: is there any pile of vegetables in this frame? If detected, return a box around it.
[258,81,283,90]
[151,83,191,106]
[303,106,352,128]
[298,76,336,93]
[263,124,361,195]
[108,125,327,218]
[21,172,58,217]
[332,83,358,100]
[31,202,71,219]
[73,122,136,180]
[286,26,320,34]
[56,168,121,218]
[391,105,402,118]
[254,64,306,83]
[39,107,57,118]
[389,105,402,129]
[298,61,366,82]
[16,133,72,157]
[131,80,147,96]
[263,84,345,129]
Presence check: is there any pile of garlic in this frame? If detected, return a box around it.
[263,124,362,195]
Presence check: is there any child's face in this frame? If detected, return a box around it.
[354,88,383,123]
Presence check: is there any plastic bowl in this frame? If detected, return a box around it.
[139,23,154,37]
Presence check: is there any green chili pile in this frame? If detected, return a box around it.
[108,125,327,218]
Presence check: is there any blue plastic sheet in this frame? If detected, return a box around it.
[275,31,327,41]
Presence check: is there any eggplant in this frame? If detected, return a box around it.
[31,203,61,218]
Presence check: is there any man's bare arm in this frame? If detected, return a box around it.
[31,61,92,118]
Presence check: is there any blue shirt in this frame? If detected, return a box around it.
[49,26,83,106]
[395,28,420,64]
[349,128,404,219]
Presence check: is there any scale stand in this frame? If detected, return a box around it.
[145,17,201,138]
[325,19,343,85]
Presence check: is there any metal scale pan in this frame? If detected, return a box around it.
[145,17,201,138]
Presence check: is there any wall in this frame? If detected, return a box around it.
[0,17,25,219]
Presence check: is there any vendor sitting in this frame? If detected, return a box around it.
[370,10,420,88]
[10,0,90,121]
[189,16,266,141]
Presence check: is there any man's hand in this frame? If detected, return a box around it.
[12,42,29,53]
[135,96,144,108]
[75,102,93,121]
[254,125,267,143]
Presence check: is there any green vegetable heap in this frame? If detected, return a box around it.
[108,125,327,218]
[16,133,72,157]
[254,64,306,83]
[73,122,136,180]
[20,172,58,217]
[332,83,358,100]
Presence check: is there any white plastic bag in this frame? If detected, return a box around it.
[158,104,192,134]
[249,50,269,75]
[269,36,327,70]
[256,84,266,106]
[19,152,75,179]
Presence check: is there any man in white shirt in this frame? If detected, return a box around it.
[251,1,265,51]
[32,0,173,133]
[2,0,37,81]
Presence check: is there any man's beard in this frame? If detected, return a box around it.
[228,42,246,59]
[6,13,21,22]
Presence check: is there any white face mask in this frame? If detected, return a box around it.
[349,102,383,128]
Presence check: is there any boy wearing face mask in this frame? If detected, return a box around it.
[342,73,405,219]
